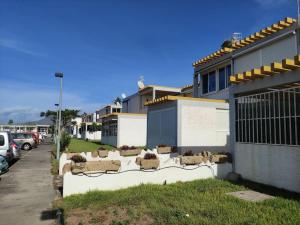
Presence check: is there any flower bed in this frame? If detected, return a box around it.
[136,153,160,170]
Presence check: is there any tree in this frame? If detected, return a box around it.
[114,97,122,105]
[8,119,13,125]
[221,40,232,48]
[40,109,80,127]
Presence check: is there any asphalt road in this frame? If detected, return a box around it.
[0,142,55,225]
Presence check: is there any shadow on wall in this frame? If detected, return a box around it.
[162,134,230,155]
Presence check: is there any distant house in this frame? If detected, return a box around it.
[96,103,122,123]
[0,116,53,134]
[101,84,181,147]
[80,113,102,141]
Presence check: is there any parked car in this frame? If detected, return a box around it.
[0,155,9,173]
[26,132,39,145]
[11,133,37,150]
[0,131,14,164]
[11,140,21,160]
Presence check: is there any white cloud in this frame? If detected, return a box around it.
[0,81,104,123]
[0,38,44,56]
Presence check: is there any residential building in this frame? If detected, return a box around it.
[81,113,102,141]
[122,85,182,113]
[101,84,181,147]
[96,103,122,123]
[228,17,300,193]
[146,96,229,152]
[180,85,193,97]
[0,116,53,134]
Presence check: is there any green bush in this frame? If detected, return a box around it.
[60,131,71,151]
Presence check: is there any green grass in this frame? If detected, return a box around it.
[55,179,300,225]
[67,138,115,153]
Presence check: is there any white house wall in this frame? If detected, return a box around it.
[118,115,147,147]
[177,100,229,153]
[234,34,297,74]
[235,143,300,193]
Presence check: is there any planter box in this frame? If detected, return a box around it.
[71,162,86,174]
[157,146,172,154]
[140,159,160,170]
[119,149,142,156]
[180,156,204,165]
[98,150,109,158]
[85,160,121,172]
[211,154,228,164]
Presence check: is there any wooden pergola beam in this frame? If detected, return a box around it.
[282,58,300,70]
[271,62,291,73]
[261,65,277,76]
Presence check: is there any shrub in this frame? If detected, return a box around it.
[60,131,71,151]
[120,145,137,150]
[70,155,86,163]
[144,153,157,160]
[157,144,167,147]
[183,150,194,156]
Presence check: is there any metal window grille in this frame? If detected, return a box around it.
[235,86,300,146]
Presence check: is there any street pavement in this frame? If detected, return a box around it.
[0,141,55,225]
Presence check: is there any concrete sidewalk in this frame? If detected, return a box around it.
[0,143,55,225]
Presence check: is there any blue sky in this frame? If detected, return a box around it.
[0,0,296,123]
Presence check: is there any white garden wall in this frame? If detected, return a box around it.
[61,150,232,197]
[235,143,300,193]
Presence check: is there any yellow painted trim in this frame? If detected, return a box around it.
[230,75,240,84]
[271,62,291,73]
[236,73,249,81]
[145,95,228,106]
[261,65,277,76]
[193,17,296,68]
[271,24,284,31]
[282,58,300,69]
[251,68,266,78]
[243,71,253,79]
[294,55,300,65]
[102,113,147,119]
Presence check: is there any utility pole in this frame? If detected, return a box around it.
[55,72,63,160]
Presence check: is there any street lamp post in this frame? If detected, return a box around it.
[55,72,63,160]
[54,103,59,144]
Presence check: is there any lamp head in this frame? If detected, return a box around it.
[55,72,63,78]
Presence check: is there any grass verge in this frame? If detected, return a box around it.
[68,138,115,153]
[55,179,300,225]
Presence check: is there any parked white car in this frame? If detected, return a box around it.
[0,131,14,164]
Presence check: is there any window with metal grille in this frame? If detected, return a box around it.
[235,86,300,146]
